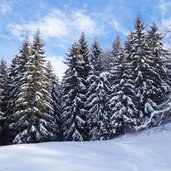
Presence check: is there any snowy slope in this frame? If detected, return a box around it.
[0,124,171,171]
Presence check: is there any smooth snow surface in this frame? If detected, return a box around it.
[0,124,171,171]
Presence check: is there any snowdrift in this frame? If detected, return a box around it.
[0,123,171,171]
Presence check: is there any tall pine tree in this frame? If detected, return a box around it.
[87,39,110,140]
[109,36,138,136]
[138,23,170,128]
[0,58,7,145]
[62,42,87,141]
[9,31,57,143]
[45,61,62,140]
[7,37,31,143]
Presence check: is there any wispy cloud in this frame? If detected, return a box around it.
[0,3,11,14]
[159,0,171,16]
[9,24,23,37]
[161,17,171,29]
[112,19,129,36]
[8,9,102,40]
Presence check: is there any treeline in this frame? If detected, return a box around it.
[0,17,171,145]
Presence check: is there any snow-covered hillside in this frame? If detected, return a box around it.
[0,123,171,171]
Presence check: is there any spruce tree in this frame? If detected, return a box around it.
[109,36,138,137]
[7,55,21,119]
[52,76,62,140]
[45,61,61,140]
[9,31,57,143]
[77,33,90,140]
[87,39,110,140]
[138,23,170,128]
[7,38,31,143]
[62,42,87,141]
[79,33,90,80]
[109,36,124,84]
[125,17,148,126]
[0,59,7,145]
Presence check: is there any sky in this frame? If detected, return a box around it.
[1,0,171,78]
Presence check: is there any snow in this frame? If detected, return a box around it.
[0,123,171,171]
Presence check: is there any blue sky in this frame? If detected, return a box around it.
[0,0,171,77]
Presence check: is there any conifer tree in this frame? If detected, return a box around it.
[62,42,87,141]
[7,55,21,119]
[87,39,110,140]
[9,31,57,143]
[79,33,90,80]
[138,23,170,128]
[0,59,7,115]
[109,36,138,136]
[52,76,62,140]
[7,37,31,142]
[45,61,62,139]
[0,59,7,144]
[109,36,124,83]
[125,17,148,125]
[77,33,90,139]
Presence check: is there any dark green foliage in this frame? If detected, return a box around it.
[109,36,139,137]
[87,39,110,140]
[0,17,171,145]
[0,59,7,145]
[7,31,57,144]
[62,42,86,141]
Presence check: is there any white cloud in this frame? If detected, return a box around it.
[47,56,68,80]
[161,17,171,29]
[8,9,102,40]
[0,3,11,14]
[72,10,101,34]
[9,24,23,37]
[160,18,171,51]
[112,20,129,36]
[159,0,171,16]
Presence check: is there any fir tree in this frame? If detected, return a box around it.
[87,39,110,140]
[52,76,62,140]
[6,55,21,119]
[0,59,7,145]
[125,17,148,125]
[109,36,124,83]
[0,59,7,115]
[109,36,138,137]
[138,23,170,128]
[77,33,90,140]
[7,37,31,143]
[78,33,90,80]
[45,61,62,140]
[9,31,57,143]
[62,42,87,141]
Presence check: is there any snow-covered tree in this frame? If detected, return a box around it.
[7,55,21,120]
[100,50,112,72]
[109,36,139,137]
[0,58,7,144]
[87,39,110,140]
[109,36,124,83]
[7,37,32,143]
[125,17,149,122]
[6,37,31,143]
[78,33,90,80]
[9,31,57,144]
[77,33,90,140]
[0,59,7,116]
[45,61,62,140]
[137,23,170,128]
[52,76,62,140]
[62,42,88,141]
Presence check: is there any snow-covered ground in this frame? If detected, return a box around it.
[0,124,171,171]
